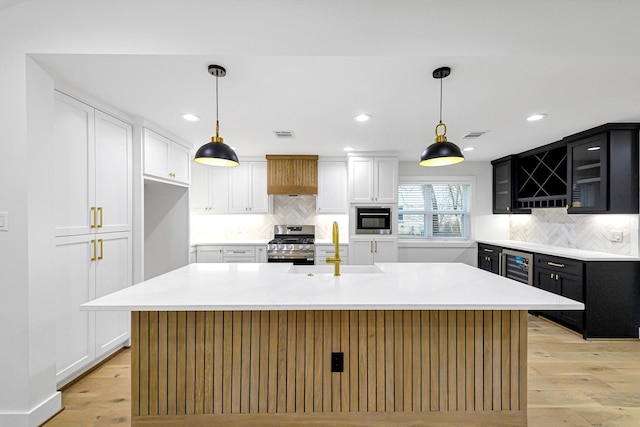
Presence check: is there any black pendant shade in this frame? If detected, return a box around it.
[194,138,239,166]
[419,66,464,167]
[194,64,239,167]
[419,140,465,167]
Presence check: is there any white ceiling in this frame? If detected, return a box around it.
[28,1,640,163]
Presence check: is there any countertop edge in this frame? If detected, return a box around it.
[476,239,640,261]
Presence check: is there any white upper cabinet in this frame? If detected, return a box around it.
[143,128,191,185]
[191,162,229,213]
[94,111,132,233]
[317,161,347,214]
[229,162,271,213]
[53,91,132,237]
[348,156,398,204]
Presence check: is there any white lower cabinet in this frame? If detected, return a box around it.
[54,231,132,385]
[196,245,267,263]
[196,245,224,263]
[314,244,349,265]
[348,237,397,265]
[256,246,267,263]
[223,246,256,263]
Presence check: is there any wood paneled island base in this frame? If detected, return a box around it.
[131,309,527,426]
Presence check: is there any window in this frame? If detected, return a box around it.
[398,182,471,239]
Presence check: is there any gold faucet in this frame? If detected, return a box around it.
[325,221,341,276]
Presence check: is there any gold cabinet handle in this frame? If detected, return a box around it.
[370,240,374,253]
[91,239,97,261]
[550,272,554,279]
[91,207,96,228]
[547,262,565,268]
[555,274,559,280]
[483,248,494,253]
[98,239,104,260]
[375,240,378,253]
[97,207,103,228]
[506,207,510,212]
[232,250,247,254]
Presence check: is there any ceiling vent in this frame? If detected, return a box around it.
[463,131,488,139]
[273,130,295,139]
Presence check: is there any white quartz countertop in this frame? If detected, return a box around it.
[81,262,584,312]
[191,240,270,246]
[477,239,640,261]
[192,240,349,246]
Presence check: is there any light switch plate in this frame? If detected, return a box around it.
[610,231,623,242]
[0,211,7,231]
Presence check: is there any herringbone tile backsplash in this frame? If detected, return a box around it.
[191,195,348,243]
[510,208,634,255]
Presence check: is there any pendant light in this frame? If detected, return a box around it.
[419,66,464,167]
[194,64,239,166]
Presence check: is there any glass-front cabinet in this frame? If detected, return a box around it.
[567,133,608,213]
[493,159,512,213]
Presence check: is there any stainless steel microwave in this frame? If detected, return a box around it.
[355,206,392,234]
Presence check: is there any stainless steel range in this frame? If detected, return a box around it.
[267,225,315,265]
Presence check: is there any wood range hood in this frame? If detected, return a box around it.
[265,154,318,195]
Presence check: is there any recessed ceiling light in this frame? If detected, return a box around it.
[354,114,372,122]
[182,113,200,122]
[463,147,475,152]
[343,146,355,152]
[526,113,547,122]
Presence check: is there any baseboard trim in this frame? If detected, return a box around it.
[0,391,61,427]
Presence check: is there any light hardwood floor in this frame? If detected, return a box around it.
[43,315,640,427]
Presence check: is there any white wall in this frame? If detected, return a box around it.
[0,55,61,427]
[144,181,190,280]
[396,161,509,265]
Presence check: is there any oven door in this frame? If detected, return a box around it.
[355,206,392,234]
[267,255,315,265]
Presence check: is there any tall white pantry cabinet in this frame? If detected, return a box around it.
[53,91,133,385]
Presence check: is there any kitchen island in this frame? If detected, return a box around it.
[82,262,584,426]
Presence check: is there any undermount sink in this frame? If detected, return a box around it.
[288,264,384,274]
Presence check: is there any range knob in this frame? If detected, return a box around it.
[287,244,294,251]
[278,244,284,250]
[303,244,310,250]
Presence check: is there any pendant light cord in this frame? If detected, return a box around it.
[215,74,219,137]
[439,76,443,123]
